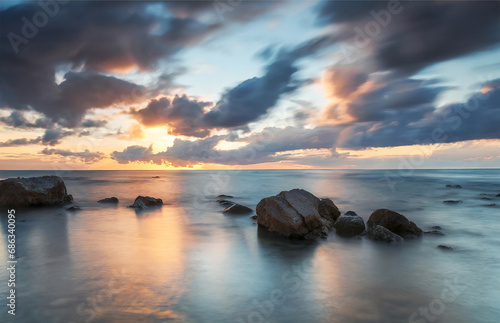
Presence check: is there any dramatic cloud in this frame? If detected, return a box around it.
[0,128,73,147]
[111,126,341,166]
[336,78,500,148]
[131,95,212,137]
[204,36,335,128]
[317,1,500,73]
[41,148,105,163]
[0,111,54,129]
[0,1,281,128]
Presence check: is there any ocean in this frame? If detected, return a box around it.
[0,169,499,322]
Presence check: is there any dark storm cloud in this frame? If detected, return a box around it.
[336,78,500,149]
[203,36,335,128]
[0,128,73,147]
[0,1,280,129]
[81,119,108,128]
[0,111,54,129]
[41,148,105,163]
[316,1,500,73]
[131,95,212,138]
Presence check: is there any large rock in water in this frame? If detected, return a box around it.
[223,203,253,214]
[334,213,366,237]
[129,196,163,209]
[367,209,422,238]
[0,176,73,207]
[256,189,340,239]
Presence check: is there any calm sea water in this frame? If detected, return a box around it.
[0,169,499,323]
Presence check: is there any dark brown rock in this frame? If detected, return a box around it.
[446,185,462,188]
[223,204,252,214]
[256,189,340,240]
[334,214,365,237]
[98,197,119,203]
[443,200,462,204]
[367,209,422,238]
[0,176,73,207]
[129,196,163,209]
[366,225,403,243]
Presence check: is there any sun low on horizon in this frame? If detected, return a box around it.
[1,0,500,171]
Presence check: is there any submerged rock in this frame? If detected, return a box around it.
[437,245,453,250]
[334,214,366,237]
[367,209,422,238]
[0,176,73,207]
[366,225,403,243]
[98,197,119,204]
[480,197,492,200]
[482,203,497,207]
[446,185,462,188]
[129,196,163,209]
[217,194,234,198]
[497,194,500,197]
[431,226,443,230]
[223,203,252,214]
[256,189,340,240]
[443,200,462,204]
[151,176,160,179]
[66,206,81,211]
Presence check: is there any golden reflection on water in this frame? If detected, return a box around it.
[67,205,192,322]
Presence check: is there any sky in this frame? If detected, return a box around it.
[0,0,499,170]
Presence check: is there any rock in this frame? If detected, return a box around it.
[217,199,234,207]
[151,176,160,178]
[256,189,340,240]
[431,226,442,230]
[443,200,462,204]
[66,206,81,211]
[98,197,119,204]
[366,225,403,243]
[367,209,423,238]
[223,203,252,214]
[480,197,492,200]
[129,196,163,209]
[334,214,366,237]
[424,230,445,236]
[344,211,358,216]
[0,176,73,207]
[482,203,497,207]
[437,245,453,250]
[250,215,258,220]
[497,194,500,197]
[217,194,234,198]
[446,185,462,188]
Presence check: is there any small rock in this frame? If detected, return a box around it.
[446,185,462,188]
[431,226,442,230]
[223,204,252,214]
[66,206,81,211]
[217,194,234,198]
[443,200,462,204]
[366,225,403,243]
[151,176,160,178]
[497,194,500,197]
[250,215,257,220]
[344,211,358,216]
[480,197,492,200]
[98,197,119,203]
[367,209,422,238]
[424,230,445,236]
[482,203,497,207]
[437,245,453,250]
[334,214,366,237]
[129,196,163,209]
